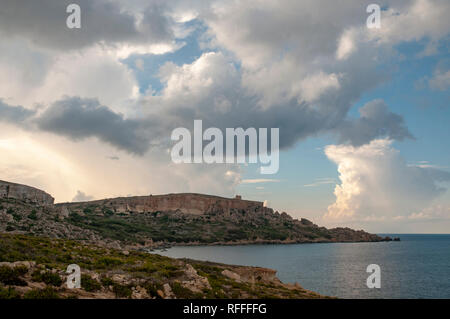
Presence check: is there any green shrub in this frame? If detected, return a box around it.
[159,268,184,278]
[0,286,21,299]
[171,282,203,299]
[13,265,28,276]
[112,283,132,298]
[96,257,123,268]
[0,266,27,286]
[28,210,37,220]
[100,276,114,287]
[23,287,59,299]
[144,282,163,298]
[81,274,101,292]
[68,212,83,222]
[56,253,73,263]
[104,210,114,217]
[134,262,158,273]
[31,270,62,287]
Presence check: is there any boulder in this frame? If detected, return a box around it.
[221,269,242,282]
[181,264,211,293]
[163,283,175,299]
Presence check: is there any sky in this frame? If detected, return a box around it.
[0,0,449,233]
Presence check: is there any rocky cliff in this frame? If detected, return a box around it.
[0,180,54,206]
[57,193,390,246]
[62,193,263,215]
[0,179,392,248]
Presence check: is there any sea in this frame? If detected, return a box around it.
[157,234,450,299]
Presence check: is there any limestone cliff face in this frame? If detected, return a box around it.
[61,193,263,215]
[0,180,54,206]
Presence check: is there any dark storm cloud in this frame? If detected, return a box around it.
[146,53,407,151]
[0,100,36,124]
[0,0,173,51]
[35,97,154,155]
[1,93,412,157]
[336,99,414,146]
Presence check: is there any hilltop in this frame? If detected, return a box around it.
[0,179,391,249]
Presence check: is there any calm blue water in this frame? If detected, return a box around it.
[157,234,450,298]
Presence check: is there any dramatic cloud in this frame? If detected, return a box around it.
[0,54,415,157]
[203,0,450,105]
[0,1,185,110]
[141,52,405,150]
[35,97,156,155]
[1,0,449,223]
[3,0,448,155]
[324,139,450,221]
[336,99,414,146]
[0,0,175,52]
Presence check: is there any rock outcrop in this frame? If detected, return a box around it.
[0,180,54,206]
[181,264,212,293]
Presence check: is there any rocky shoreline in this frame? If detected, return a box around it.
[143,236,396,251]
[0,180,401,299]
[0,233,330,299]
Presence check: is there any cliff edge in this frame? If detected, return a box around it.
[0,180,54,206]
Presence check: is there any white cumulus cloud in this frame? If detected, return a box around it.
[324,139,450,221]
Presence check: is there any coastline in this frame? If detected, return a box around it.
[0,233,331,299]
[137,237,397,251]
